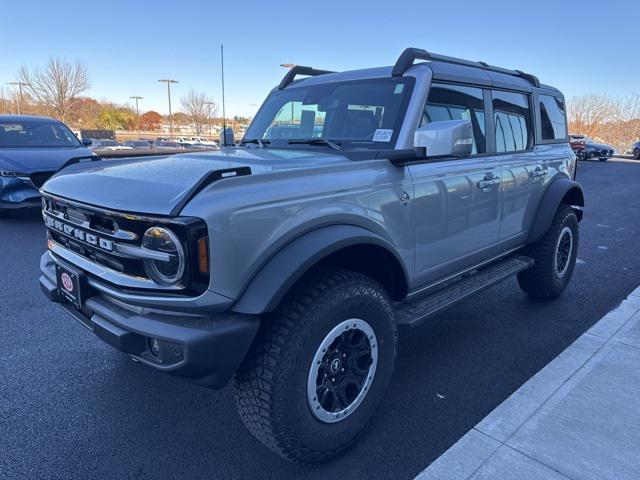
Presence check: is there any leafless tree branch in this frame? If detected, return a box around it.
[18,58,91,122]
[181,89,217,135]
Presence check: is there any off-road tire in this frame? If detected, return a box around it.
[234,268,397,463]
[517,204,579,299]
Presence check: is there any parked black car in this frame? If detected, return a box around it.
[585,137,614,161]
[0,115,96,216]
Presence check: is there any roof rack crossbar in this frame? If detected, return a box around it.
[278,66,335,90]
[391,47,541,87]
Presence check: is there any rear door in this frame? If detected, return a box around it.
[410,83,502,285]
[491,90,543,244]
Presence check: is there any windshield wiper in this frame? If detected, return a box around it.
[241,138,270,148]
[288,138,342,151]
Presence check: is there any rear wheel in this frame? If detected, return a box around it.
[518,205,579,299]
[234,269,397,463]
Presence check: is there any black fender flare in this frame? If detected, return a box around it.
[231,225,409,315]
[527,177,584,244]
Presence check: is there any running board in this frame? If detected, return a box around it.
[395,254,534,329]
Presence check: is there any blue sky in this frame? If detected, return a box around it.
[2,0,637,117]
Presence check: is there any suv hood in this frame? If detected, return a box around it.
[586,142,612,149]
[42,148,350,215]
[0,146,94,173]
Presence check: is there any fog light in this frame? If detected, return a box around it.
[149,337,161,357]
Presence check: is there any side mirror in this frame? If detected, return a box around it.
[220,127,235,147]
[414,119,473,158]
[82,138,92,147]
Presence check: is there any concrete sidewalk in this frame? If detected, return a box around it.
[416,286,640,480]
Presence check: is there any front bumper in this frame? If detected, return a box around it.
[40,255,259,389]
[587,149,613,158]
[0,177,41,210]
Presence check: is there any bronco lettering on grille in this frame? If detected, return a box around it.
[45,215,115,252]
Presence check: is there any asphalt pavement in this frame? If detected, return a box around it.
[1,158,639,480]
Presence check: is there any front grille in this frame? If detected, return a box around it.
[43,196,148,277]
[41,193,209,295]
[30,171,55,188]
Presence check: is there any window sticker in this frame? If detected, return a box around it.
[373,129,393,142]
[394,84,404,94]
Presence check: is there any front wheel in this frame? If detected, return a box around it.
[633,148,640,160]
[234,269,397,463]
[518,205,579,299]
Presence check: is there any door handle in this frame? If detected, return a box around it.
[477,175,501,190]
[529,167,548,178]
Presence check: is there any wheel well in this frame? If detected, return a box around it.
[310,244,408,301]
[562,187,584,221]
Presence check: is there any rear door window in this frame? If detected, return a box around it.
[539,95,567,141]
[422,83,486,154]
[492,91,533,153]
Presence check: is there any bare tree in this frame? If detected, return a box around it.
[181,89,217,135]
[0,86,8,114]
[17,58,91,122]
[567,94,617,138]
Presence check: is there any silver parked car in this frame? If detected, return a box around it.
[38,48,583,463]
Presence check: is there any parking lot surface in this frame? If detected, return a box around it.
[1,159,639,479]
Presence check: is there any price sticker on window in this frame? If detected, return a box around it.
[373,129,393,142]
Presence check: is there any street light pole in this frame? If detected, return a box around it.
[129,96,143,139]
[6,81,29,115]
[158,79,178,140]
[280,64,296,124]
[204,101,216,141]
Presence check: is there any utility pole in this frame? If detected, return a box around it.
[6,81,29,115]
[158,79,178,140]
[204,101,216,141]
[129,96,143,139]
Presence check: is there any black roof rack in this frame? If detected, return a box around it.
[391,47,541,88]
[278,66,335,90]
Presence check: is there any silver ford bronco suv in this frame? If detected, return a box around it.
[39,48,583,463]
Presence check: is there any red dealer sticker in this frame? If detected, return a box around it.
[61,272,74,292]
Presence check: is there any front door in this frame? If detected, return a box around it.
[410,83,501,286]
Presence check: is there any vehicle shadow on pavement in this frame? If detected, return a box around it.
[73,280,598,480]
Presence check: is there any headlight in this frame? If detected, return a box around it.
[0,170,17,177]
[141,226,185,286]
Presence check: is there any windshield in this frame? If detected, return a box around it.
[244,77,415,150]
[0,120,81,148]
